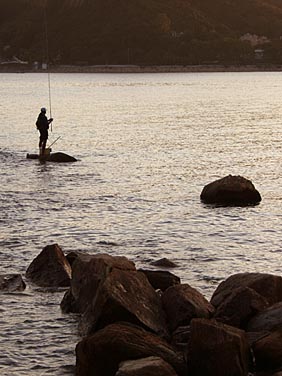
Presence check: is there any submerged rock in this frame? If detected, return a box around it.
[26,244,71,287]
[200,175,261,205]
[151,258,178,268]
[48,152,77,162]
[0,274,26,292]
[26,152,77,162]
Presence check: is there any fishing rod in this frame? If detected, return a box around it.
[44,5,53,132]
[48,136,61,149]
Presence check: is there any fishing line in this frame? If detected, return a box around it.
[44,5,53,132]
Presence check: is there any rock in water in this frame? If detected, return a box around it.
[200,175,261,205]
[47,152,77,163]
[26,152,77,162]
[26,244,71,287]
[0,274,26,292]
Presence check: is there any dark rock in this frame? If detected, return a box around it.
[247,302,282,333]
[65,251,80,267]
[214,286,269,328]
[151,258,178,268]
[61,253,136,314]
[75,322,187,376]
[60,289,78,313]
[171,325,191,355]
[253,329,282,372]
[48,152,77,162]
[115,356,178,376]
[0,274,26,292]
[80,269,168,338]
[211,273,282,308]
[200,174,261,205]
[26,244,71,287]
[138,269,180,292]
[189,318,250,376]
[26,152,77,162]
[162,283,214,332]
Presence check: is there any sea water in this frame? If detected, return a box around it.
[0,72,282,375]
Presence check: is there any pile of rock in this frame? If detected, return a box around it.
[19,244,282,376]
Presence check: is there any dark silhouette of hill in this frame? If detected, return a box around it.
[1,0,282,65]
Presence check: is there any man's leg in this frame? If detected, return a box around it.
[39,136,43,156]
[41,138,47,156]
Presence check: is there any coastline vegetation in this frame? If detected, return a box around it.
[1,0,282,67]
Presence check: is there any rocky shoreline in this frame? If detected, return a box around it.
[5,243,281,376]
[1,175,268,375]
[2,63,282,74]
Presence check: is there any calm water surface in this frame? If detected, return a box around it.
[1,72,282,375]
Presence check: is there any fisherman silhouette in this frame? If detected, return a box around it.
[36,107,53,157]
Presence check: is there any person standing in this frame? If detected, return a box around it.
[36,107,53,157]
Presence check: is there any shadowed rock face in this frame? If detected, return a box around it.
[200,175,261,205]
[75,322,187,376]
[252,329,282,372]
[247,302,282,333]
[189,318,250,376]
[214,286,269,329]
[162,284,214,332]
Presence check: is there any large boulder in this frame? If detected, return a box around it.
[26,244,71,287]
[252,329,282,372]
[138,269,180,292]
[0,274,26,292]
[115,356,178,376]
[76,322,187,376]
[189,318,250,376]
[214,286,269,328]
[79,268,168,338]
[211,273,282,308]
[61,253,136,314]
[162,284,214,332]
[247,302,282,333]
[200,175,261,205]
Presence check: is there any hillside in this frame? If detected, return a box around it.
[1,0,282,65]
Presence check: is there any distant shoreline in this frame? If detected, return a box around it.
[1,63,282,73]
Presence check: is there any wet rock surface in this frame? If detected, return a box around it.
[200,175,262,205]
